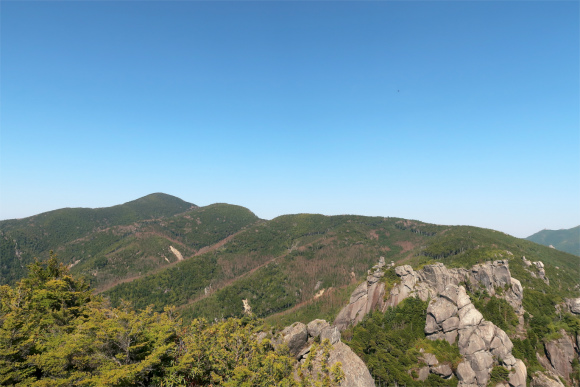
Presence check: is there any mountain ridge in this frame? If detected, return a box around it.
[0,193,260,288]
[1,193,579,386]
[526,225,580,256]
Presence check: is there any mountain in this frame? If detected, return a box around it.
[526,226,580,256]
[1,194,579,386]
[0,193,260,290]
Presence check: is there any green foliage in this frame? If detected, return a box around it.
[296,340,344,387]
[471,296,519,333]
[161,317,296,387]
[130,213,436,322]
[512,337,543,373]
[0,255,346,387]
[415,338,462,369]
[488,366,511,386]
[265,284,358,329]
[0,253,178,386]
[381,267,401,298]
[104,255,221,312]
[182,263,298,321]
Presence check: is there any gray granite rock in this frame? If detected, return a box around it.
[307,319,330,338]
[508,359,527,387]
[457,361,476,384]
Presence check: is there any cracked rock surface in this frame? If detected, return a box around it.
[273,319,374,387]
[425,283,526,387]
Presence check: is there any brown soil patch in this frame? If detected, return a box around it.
[194,230,244,256]
[368,230,379,240]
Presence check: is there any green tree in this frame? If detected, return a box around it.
[0,253,178,387]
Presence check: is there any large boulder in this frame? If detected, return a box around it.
[320,325,341,345]
[430,298,458,324]
[419,263,464,294]
[458,304,484,328]
[442,316,460,332]
[567,298,580,315]
[422,352,439,366]
[425,314,440,334]
[307,319,330,338]
[426,283,525,387]
[456,361,476,384]
[432,364,453,378]
[418,366,430,381]
[470,260,512,296]
[279,322,308,357]
[508,359,527,387]
[328,342,375,387]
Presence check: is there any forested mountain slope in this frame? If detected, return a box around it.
[103,214,439,319]
[0,193,260,290]
[526,226,580,256]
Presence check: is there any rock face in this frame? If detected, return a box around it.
[533,261,549,284]
[334,259,387,330]
[536,329,579,385]
[335,259,525,337]
[274,319,374,387]
[530,371,567,387]
[425,283,526,387]
[276,322,308,358]
[382,260,523,314]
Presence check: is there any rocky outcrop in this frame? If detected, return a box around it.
[328,342,375,387]
[334,259,387,330]
[530,371,567,387]
[566,297,580,315]
[336,259,525,333]
[273,319,374,387]
[537,329,579,385]
[534,261,549,284]
[523,256,549,284]
[382,263,468,309]
[415,351,455,380]
[275,322,308,357]
[425,284,526,387]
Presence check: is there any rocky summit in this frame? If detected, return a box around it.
[334,257,580,387]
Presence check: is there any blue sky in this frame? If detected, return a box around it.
[1,1,578,238]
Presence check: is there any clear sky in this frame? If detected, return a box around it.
[1,1,578,238]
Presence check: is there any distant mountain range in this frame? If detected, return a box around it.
[526,225,580,256]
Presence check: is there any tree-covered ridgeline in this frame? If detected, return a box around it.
[0,200,261,292]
